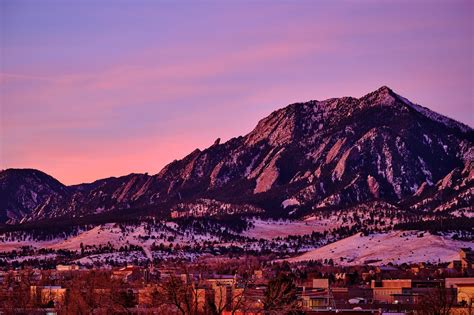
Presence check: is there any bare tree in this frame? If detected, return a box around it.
[206,283,229,315]
[59,270,131,315]
[141,285,176,313]
[417,286,457,315]
[263,274,301,315]
[158,273,202,315]
[227,276,255,315]
[0,269,40,313]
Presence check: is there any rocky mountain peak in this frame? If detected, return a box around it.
[374,85,394,95]
[1,87,472,224]
[357,85,400,109]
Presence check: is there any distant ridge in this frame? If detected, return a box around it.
[1,86,473,224]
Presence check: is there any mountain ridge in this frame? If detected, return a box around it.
[1,86,473,224]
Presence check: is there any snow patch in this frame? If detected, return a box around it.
[418,156,433,185]
[282,198,300,208]
[399,95,471,133]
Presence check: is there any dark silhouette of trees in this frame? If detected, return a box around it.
[416,286,456,315]
[263,273,301,314]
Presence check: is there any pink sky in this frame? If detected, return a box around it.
[1,0,473,185]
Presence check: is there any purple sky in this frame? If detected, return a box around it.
[1,0,473,185]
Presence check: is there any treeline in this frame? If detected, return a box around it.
[395,217,474,235]
[0,203,171,234]
[173,216,253,234]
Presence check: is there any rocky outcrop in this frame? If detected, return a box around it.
[1,86,472,224]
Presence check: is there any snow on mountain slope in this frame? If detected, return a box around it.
[241,218,340,240]
[288,230,474,265]
[1,86,472,224]
[395,93,471,133]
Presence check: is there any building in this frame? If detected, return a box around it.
[298,279,332,310]
[391,292,423,305]
[206,274,237,287]
[211,284,232,311]
[56,264,80,271]
[231,286,265,313]
[313,278,329,289]
[30,285,67,306]
[445,277,474,307]
[371,279,411,303]
[448,248,474,272]
[300,287,331,309]
[455,283,474,307]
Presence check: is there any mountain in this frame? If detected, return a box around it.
[0,169,70,224]
[1,86,473,224]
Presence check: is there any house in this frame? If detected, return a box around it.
[448,248,474,271]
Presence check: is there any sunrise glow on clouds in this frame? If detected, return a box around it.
[1,0,472,184]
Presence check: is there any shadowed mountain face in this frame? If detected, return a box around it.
[1,87,473,224]
[0,169,71,223]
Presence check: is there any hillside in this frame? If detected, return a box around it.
[1,86,472,225]
[288,230,474,265]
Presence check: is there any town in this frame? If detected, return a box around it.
[1,248,473,314]
[1,0,473,314]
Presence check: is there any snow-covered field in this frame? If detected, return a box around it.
[0,218,339,265]
[48,225,133,250]
[2,218,470,267]
[288,230,474,265]
[0,223,217,258]
[0,222,220,265]
[0,240,59,252]
[0,218,341,252]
